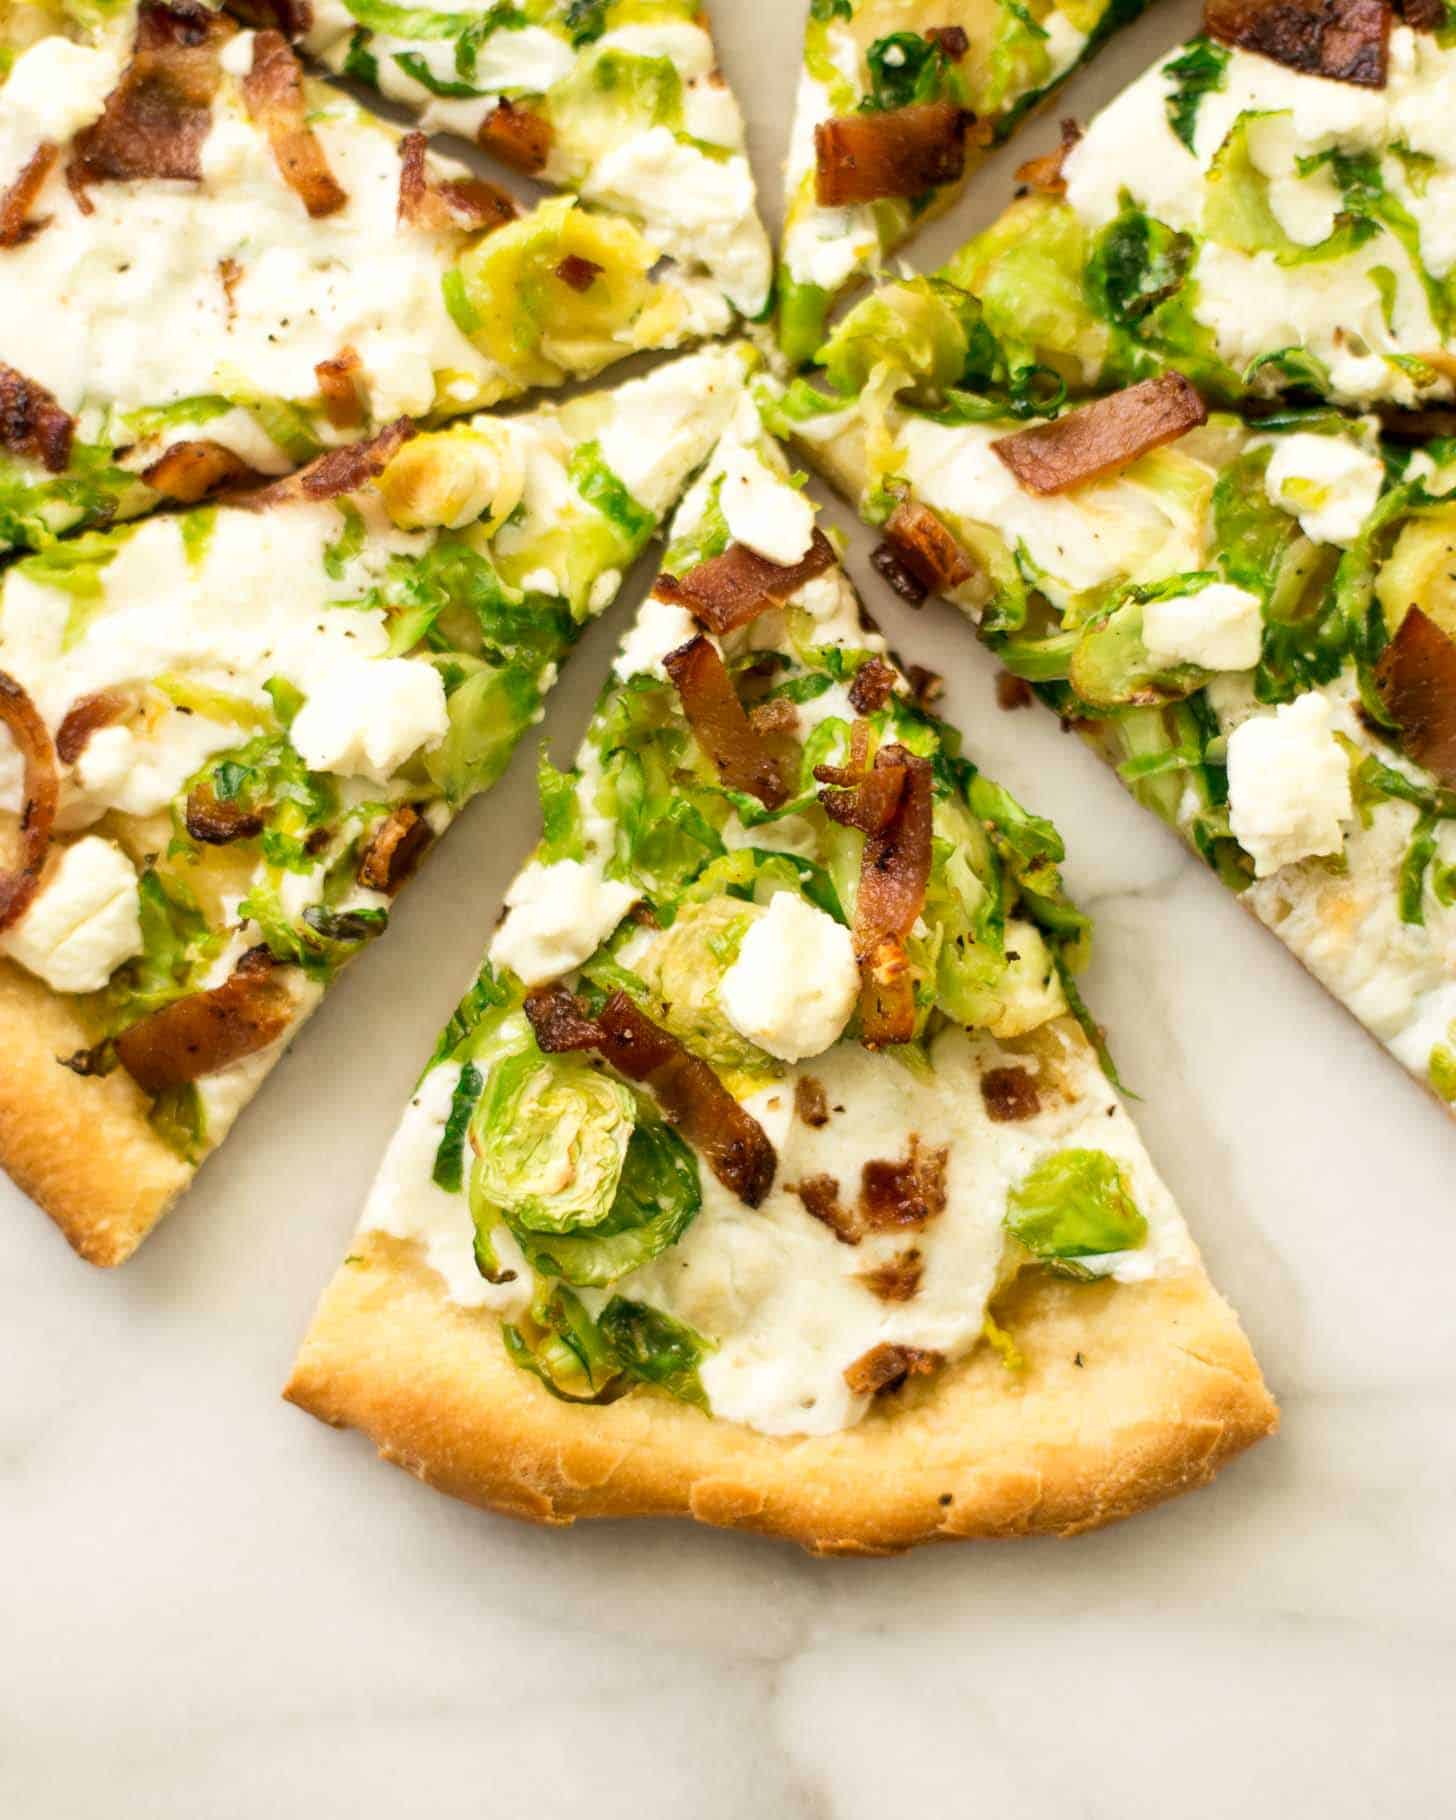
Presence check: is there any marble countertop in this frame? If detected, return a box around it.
[4,3,1453,1814]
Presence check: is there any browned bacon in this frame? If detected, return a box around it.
[230,418,416,509]
[0,672,58,936]
[1204,0,1390,85]
[356,804,431,893]
[860,1136,948,1230]
[848,745,933,1045]
[477,97,552,174]
[980,1064,1041,1122]
[315,347,365,431]
[397,131,515,234]
[142,439,261,503]
[0,143,58,249]
[243,30,347,217]
[1015,117,1083,196]
[993,375,1207,495]
[1373,606,1456,787]
[815,100,971,206]
[663,635,788,810]
[55,692,128,765]
[115,946,295,1091]
[0,363,73,473]
[843,1341,942,1397]
[654,529,837,635]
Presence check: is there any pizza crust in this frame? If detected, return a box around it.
[286,1231,1277,1555]
[0,959,190,1266]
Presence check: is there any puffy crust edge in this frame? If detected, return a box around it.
[286,1232,1278,1555]
[0,959,191,1265]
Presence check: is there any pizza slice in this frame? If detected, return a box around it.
[0,0,750,552]
[901,0,1456,410]
[0,346,745,1266]
[776,0,1160,366]
[286,387,1275,1554]
[771,288,1456,1113]
[226,0,772,324]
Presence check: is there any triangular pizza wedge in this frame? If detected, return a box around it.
[776,0,1162,366]
[287,384,1274,1554]
[770,277,1456,1114]
[0,346,745,1264]
[0,0,759,551]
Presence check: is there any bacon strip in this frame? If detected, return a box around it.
[847,656,898,716]
[1204,0,1390,85]
[397,131,516,235]
[654,529,837,636]
[881,502,973,598]
[0,671,59,936]
[477,97,552,175]
[843,1341,942,1398]
[815,100,971,207]
[1015,117,1083,196]
[356,804,431,893]
[992,374,1207,496]
[850,744,933,1047]
[0,362,74,474]
[55,692,128,765]
[1397,0,1444,28]
[663,636,787,810]
[816,756,905,835]
[525,985,777,1207]
[115,946,295,1092]
[0,143,58,249]
[1373,607,1456,787]
[141,439,262,503]
[69,1,230,200]
[242,31,346,218]
[230,418,416,510]
[315,347,365,431]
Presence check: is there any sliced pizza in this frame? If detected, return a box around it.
[226,0,772,321]
[777,0,1159,366]
[912,3,1456,409]
[771,289,1456,1112]
[286,387,1275,1554]
[0,0,752,551]
[0,346,744,1265]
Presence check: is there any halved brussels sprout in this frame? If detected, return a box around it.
[820,277,981,399]
[635,896,780,1076]
[1375,506,1456,644]
[1004,1147,1147,1264]
[377,424,526,534]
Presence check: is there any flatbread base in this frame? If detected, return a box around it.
[0,958,189,1266]
[286,1232,1277,1554]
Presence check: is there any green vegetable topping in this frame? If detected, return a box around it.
[1162,38,1228,153]
[1005,1148,1148,1263]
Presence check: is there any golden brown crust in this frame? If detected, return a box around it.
[0,959,191,1266]
[286,1232,1277,1555]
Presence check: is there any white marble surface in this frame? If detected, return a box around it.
[4,4,1455,1813]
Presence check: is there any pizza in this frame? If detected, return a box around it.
[0,0,762,551]
[777,0,1158,365]
[286,388,1275,1553]
[0,347,744,1264]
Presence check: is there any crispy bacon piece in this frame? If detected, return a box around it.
[980,1064,1041,1123]
[881,499,977,607]
[1205,0,1390,83]
[1397,0,1444,28]
[794,1074,830,1128]
[663,636,787,809]
[815,755,905,834]
[115,946,295,1092]
[397,131,516,234]
[315,347,365,431]
[927,24,971,58]
[859,1246,924,1303]
[993,374,1207,496]
[1015,117,1083,196]
[791,1173,860,1245]
[69,1,230,201]
[907,665,944,710]
[55,692,127,764]
[243,31,347,217]
[0,671,59,936]
[849,744,933,1046]
[870,542,928,606]
[141,439,261,503]
[525,985,777,1207]
[654,529,837,636]
[184,784,266,845]
[556,253,603,293]
[843,1341,942,1398]
[748,698,799,739]
[860,1136,948,1230]
[0,362,73,473]
[356,804,431,894]
[0,143,58,249]
[815,100,971,206]
[224,0,314,32]
[1373,606,1456,787]
[847,657,898,716]
[996,672,1034,711]
[231,418,416,510]
[477,97,552,175]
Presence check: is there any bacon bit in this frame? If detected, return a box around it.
[996,672,1034,711]
[1397,0,1444,28]
[859,1246,924,1303]
[993,374,1207,496]
[224,0,314,31]
[663,635,788,810]
[748,697,799,738]
[861,1135,948,1230]
[1015,117,1083,196]
[907,665,944,710]
[311,346,365,430]
[791,1173,861,1245]
[0,362,73,473]
[0,671,59,936]
[847,657,898,716]
[356,803,431,894]
[69,1,230,201]
[556,253,603,293]
[141,439,261,503]
[397,131,516,234]
[881,500,975,598]
[870,542,928,606]
[115,945,295,1092]
[654,529,837,635]
[843,1341,943,1398]
[1205,0,1390,85]
[55,692,127,764]
[980,1065,1041,1123]
[477,96,553,175]
[851,745,933,1046]
[794,1074,830,1128]
[927,23,971,57]
[243,31,347,217]
[1373,606,1456,786]
[231,418,416,510]
[815,756,905,835]
[525,984,777,1207]
[815,99,971,207]
[0,143,58,249]
[184,785,266,845]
